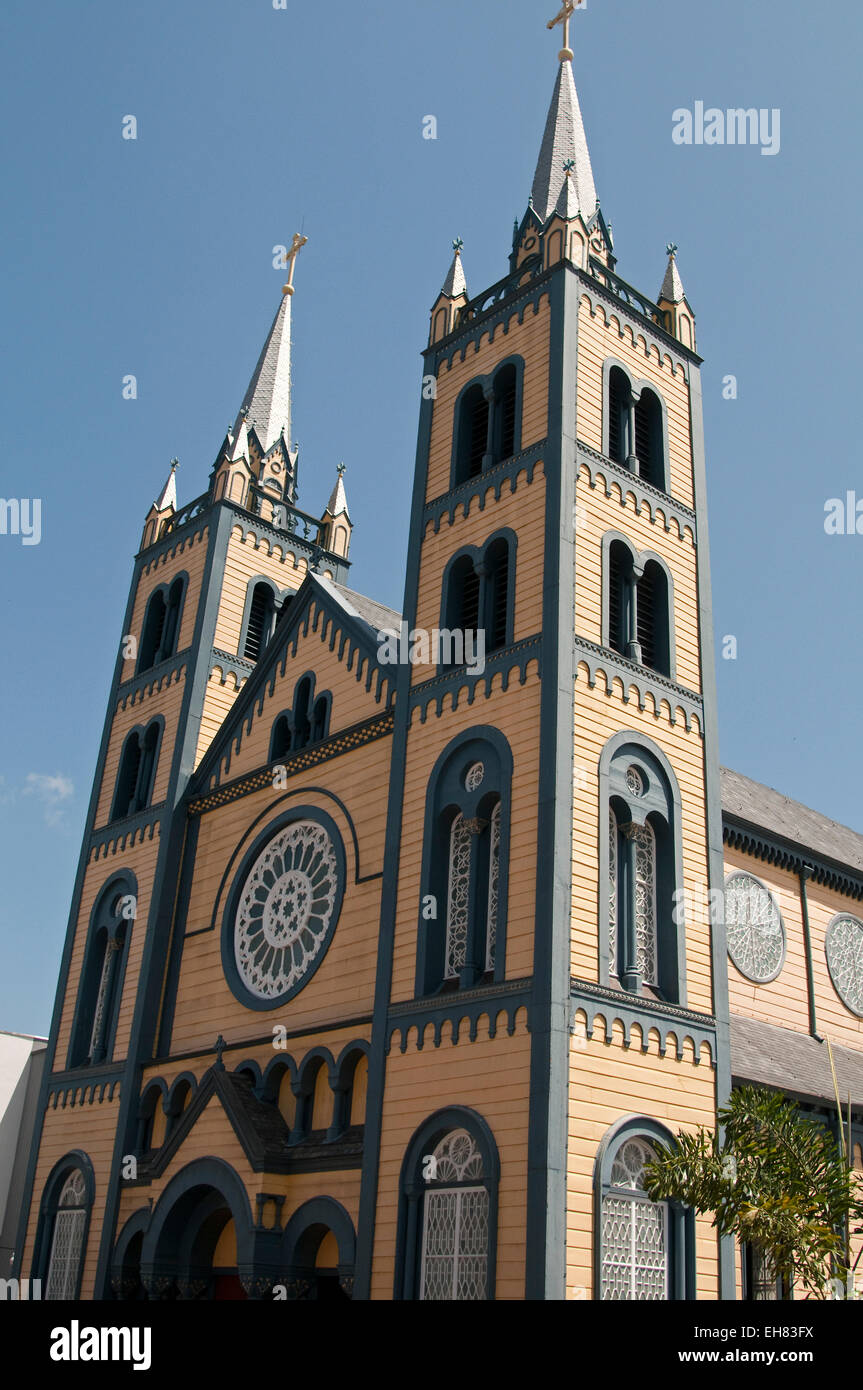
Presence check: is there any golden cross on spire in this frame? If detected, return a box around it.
[547,0,582,60]
[282,232,309,297]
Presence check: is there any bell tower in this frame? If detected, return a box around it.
[14,249,357,1296]
[359,6,730,1300]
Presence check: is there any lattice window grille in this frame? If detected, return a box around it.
[608,807,618,971]
[88,938,119,1060]
[625,766,644,797]
[485,802,501,972]
[725,873,785,983]
[634,822,657,984]
[465,762,485,793]
[420,1132,488,1301]
[45,1170,87,1301]
[826,915,863,1016]
[445,814,473,980]
[234,821,339,999]
[601,1140,668,1301]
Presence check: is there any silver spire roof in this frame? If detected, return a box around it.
[659,250,687,304]
[154,463,178,511]
[441,246,467,298]
[531,59,596,224]
[324,469,350,520]
[236,293,293,453]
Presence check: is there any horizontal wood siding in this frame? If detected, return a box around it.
[371,1014,531,1299]
[567,1018,718,1299]
[576,297,695,510]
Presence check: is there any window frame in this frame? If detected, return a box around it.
[594,1116,693,1302]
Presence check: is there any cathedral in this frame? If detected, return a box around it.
[14,9,863,1302]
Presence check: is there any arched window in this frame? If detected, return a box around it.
[420,1130,489,1300]
[111,722,161,821]
[491,364,517,463]
[604,539,673,677]
[606,367,667,490]
[69,880,132,1067]
[418,734,511,994]
[395,1108,500,1301]
[456,384,490,483]
[602,738,684,1002]
[242,581,277,661]
[600,1136,668,1300]
[44,1169,90,1300]
[636,560,670,676]
[608,541,633,658]
[483,538,510,654]
[453,363,522,486]
[311,696,329,744]
[608,366,632,464]
[634,388,664,491]
[138,577,184,673]
[138,590,166,672]
[442,534,514,668]
[270,713,292,762]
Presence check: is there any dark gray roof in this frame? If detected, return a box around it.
[721,766,863,876]
[731,1014,863,1108]
[330,581,401,635]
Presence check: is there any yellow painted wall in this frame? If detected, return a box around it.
[425,297,551,503]
[571,683,711,1014]
[567,1017,719,1300]
[120,527,210,685]
[22,1093,121,1301]
[576,296,695,509]
[371,1013,531,1300]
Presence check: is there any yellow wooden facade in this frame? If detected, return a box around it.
[14,35,863,1307]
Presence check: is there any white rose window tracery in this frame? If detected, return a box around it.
[234,820,339,999]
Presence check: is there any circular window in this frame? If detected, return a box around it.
[230,818,342,1005]
[826,916,863,1017]
[465,762,485,793]
[625,767,645,798]
[725,873,785,983]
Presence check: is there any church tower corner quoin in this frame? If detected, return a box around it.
[15,7,733,1303]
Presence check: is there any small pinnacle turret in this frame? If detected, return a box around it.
[658,245,696,350]
[154,458,178,513]
[441,239,467,299]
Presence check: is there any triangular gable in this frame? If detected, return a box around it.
[138,1067,364,1178]
[190,573,400,795]
[141,1068,290,1178]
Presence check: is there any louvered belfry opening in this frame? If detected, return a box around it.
[271,714,291,761]
[608,367,629,464]
[139,591,167,672]
[485,540,510,653]
[244,583,275,662]
[635,389,663,490]
[637,561,669,675]
[460,563,481,635]
[458,385,489,481]
[113,735,142,820]
[608,543,628,655]
[495,366,517,463]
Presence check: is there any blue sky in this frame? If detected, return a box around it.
[1,0,860,1034]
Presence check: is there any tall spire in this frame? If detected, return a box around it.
[234,234,307,454]
[235,293,293,454]
[531,7,596,224]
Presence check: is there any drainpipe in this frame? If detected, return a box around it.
[798,865,818,1039]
